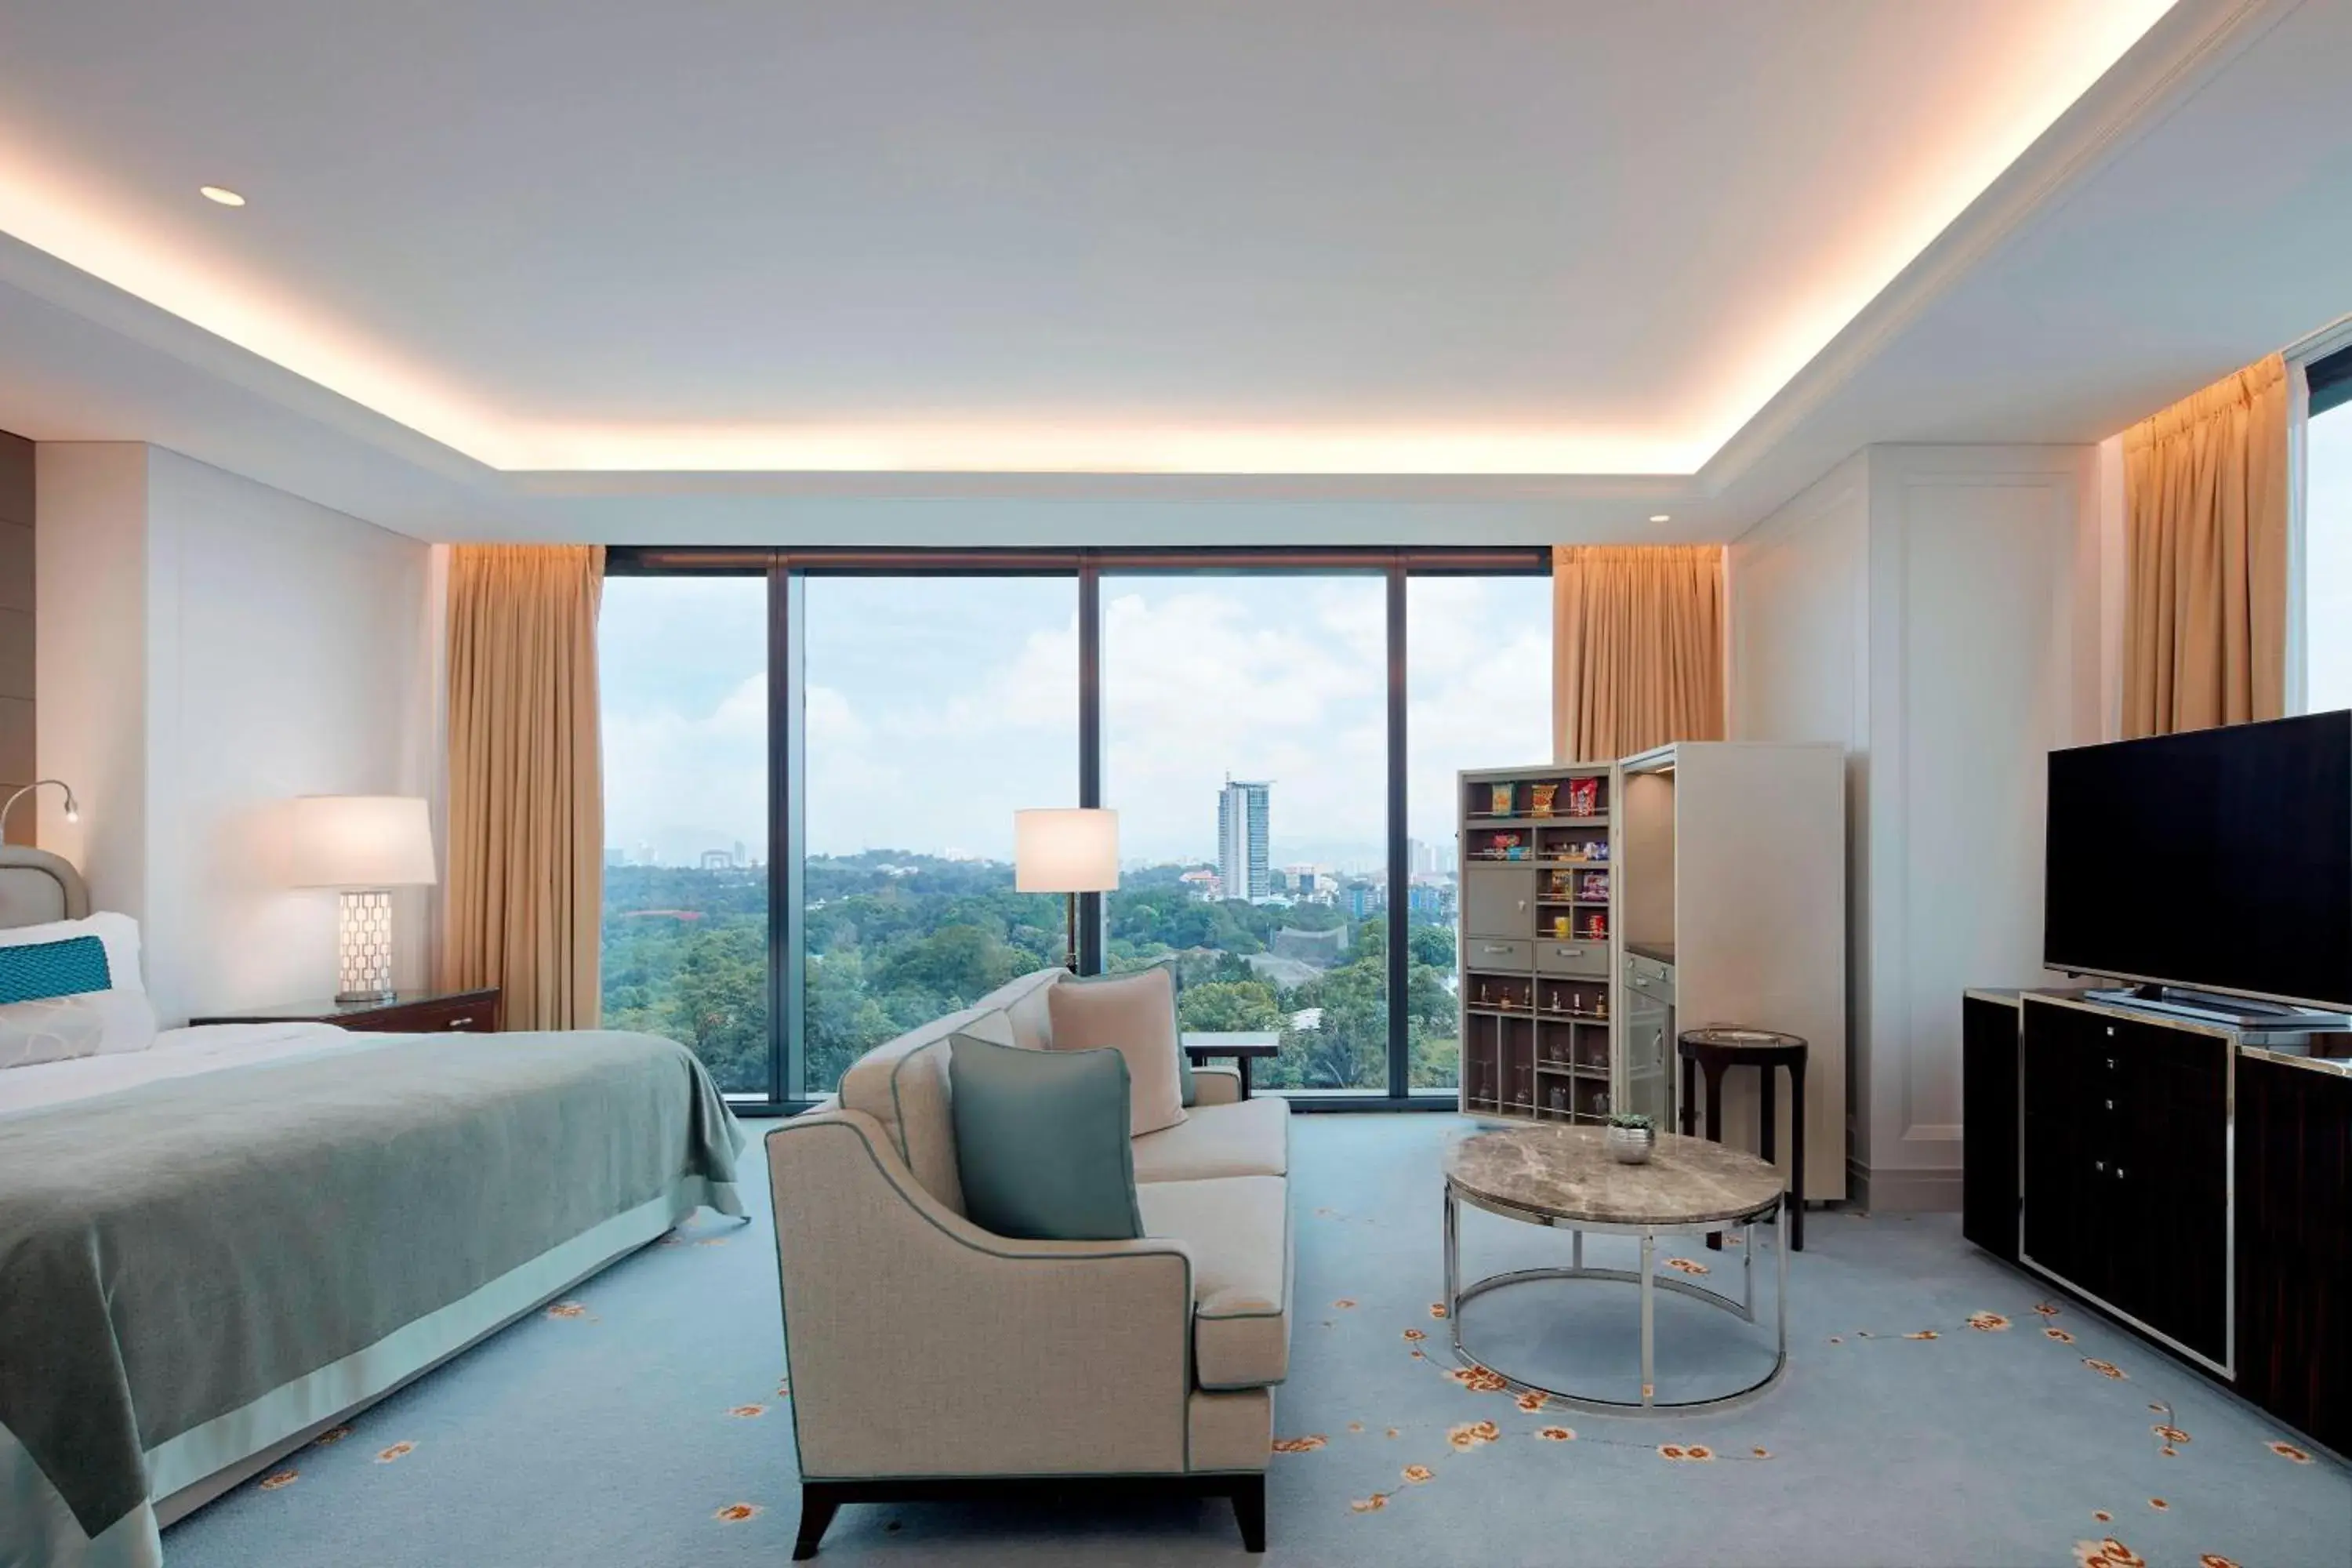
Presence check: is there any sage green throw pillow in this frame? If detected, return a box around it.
[949,1033,1143,1242]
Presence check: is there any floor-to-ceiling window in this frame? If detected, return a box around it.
[597,572,771,1095]
[1403,574,1555,1090]
[1101,572,1390,1091]
[2304,342,2352,711]
[597,549,1548,1111]
[797,574,1080,1095]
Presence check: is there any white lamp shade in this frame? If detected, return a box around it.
[290,796,438,888]
[1014,808,1120,893]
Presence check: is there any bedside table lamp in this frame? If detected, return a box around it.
[291,796,437,1004]
[1014,808,1119,971]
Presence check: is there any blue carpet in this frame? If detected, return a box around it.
[164,1114,2349,1566]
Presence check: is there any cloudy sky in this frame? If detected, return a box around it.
[601,571,1552,873]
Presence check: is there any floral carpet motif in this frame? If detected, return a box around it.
[162,1115,2349,1567]
[1274,1281,2313,1566]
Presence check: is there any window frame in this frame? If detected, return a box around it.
[2288,320,2352,717]
[606,544,1550,1114]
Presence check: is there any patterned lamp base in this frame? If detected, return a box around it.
[336,889,398,1004]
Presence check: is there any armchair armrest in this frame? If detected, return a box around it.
[766,1111,1197,1479]
[1190,1065,1245,1106]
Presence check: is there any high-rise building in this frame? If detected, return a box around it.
[1216,776,1272,902]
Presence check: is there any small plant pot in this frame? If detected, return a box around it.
[1606,1125,1655,1165]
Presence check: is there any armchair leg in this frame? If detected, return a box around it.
[1232,1474,1267,1552]
[793,1483,844,1560]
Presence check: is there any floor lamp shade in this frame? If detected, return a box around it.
[1014,809,1120,893]
[290,796,437,1002]
[1014,809,1118,970]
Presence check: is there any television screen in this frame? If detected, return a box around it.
[2045,711,2352,1010]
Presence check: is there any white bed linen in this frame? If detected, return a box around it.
[0,1022,358,1117]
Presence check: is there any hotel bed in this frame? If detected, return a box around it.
[0,847,746,1568]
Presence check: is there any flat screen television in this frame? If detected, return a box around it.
[2045,711,2352,1011]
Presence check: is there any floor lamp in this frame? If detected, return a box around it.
[1014,808,1119,972]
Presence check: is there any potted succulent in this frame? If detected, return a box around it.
[1605,1112,1657,1165]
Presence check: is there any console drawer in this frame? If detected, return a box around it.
[1535,940,1609,978]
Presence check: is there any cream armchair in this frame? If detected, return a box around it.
[766,968,1291,1559]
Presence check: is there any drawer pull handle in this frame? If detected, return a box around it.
[2107,1058,2117,1070]
[2105,1025,2115,1037]
[445,1016,474,1028]
[2103,1098,2114,1111]
[2114,1167,2126,1181]
[2092,1160,2106,1172]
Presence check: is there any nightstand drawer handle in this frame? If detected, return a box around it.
[446,1016,474,1028]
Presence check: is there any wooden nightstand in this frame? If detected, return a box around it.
[190,986,503,1034]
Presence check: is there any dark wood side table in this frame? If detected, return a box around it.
[1181,1031,1281,1100]
[191,986,503,1034]
[1678,1025,1807,1252]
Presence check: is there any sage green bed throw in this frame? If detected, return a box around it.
[0,1029,744,1563]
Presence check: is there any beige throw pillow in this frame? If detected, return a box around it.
[1045,967,1188,1137]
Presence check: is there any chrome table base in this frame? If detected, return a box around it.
[1443,1179,1789,1416]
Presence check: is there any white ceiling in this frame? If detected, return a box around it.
[0,0,2347,544]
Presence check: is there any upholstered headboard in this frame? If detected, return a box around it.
[0,846,92,928]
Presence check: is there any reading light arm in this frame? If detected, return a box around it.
[0,779,80,840]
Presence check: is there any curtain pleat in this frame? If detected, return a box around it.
[1551,545,1726,763]
[445,544,605,1029]
[2121,354,2288,738]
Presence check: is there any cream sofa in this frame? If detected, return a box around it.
[766,967,1292,1559]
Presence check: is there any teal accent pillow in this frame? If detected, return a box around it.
[1067,960,1196,1107]
[949,1033,1143,1242]
[0,935,111,1006]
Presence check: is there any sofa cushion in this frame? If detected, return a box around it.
[1047,967,1187,1137]
[1137,1175,1290,1389]
[1131,1095,1290,1185]
[950,1034,1143,1241]
[973,967,1064,1051]
[836,1005,1018,1216]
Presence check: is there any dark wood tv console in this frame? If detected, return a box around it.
[1963,989,2350,1454]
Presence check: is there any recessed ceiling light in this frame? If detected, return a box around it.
[1649,514,1671,523]
[198,186,245,207]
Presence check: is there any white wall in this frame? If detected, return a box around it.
[34,443,151,913]
[1727,453,1871,1174]
[1730,443,2103,1210]
[36,443,437,1022]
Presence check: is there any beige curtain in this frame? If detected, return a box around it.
[2121,354,2289,738]
[445,545,605,1029]
[1552,544,1726,763]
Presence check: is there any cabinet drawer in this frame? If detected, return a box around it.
[1465,938,1534,971]
[1534,940,1609,978]
[374,998,499,1033]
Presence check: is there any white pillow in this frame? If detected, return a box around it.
[0,989,160,1069]
[0,911,146,995]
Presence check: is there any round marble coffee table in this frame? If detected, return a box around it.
[1443,1123,1788,1414]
